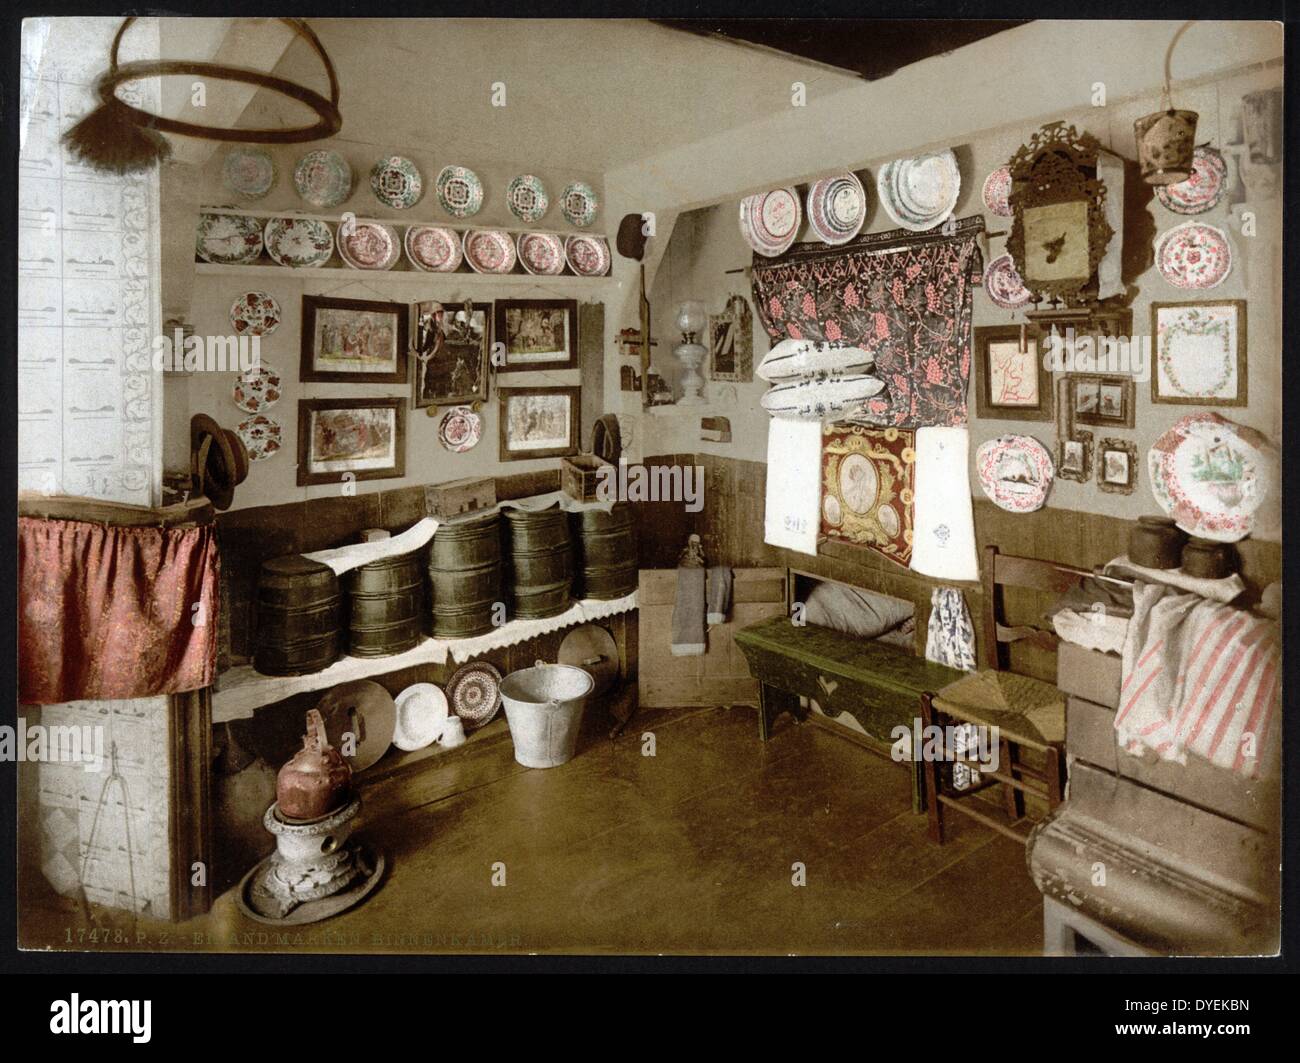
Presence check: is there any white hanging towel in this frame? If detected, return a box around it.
[763,416,821,556]
[303,516,439,576]
[910,426,979,582]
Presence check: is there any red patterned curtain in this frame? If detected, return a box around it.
[19,517,220,704]
[751,218,984,427]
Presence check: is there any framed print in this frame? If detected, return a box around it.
[708,295,753,383]
[974,325,1052,422]
[296,398,405,486]
[494,299,578,372]
[1056,430,1093,483]
[300,295,408,383]
[1151,300,1247,406]
[1021,200,1091,286]
[1070,373,1134,428]
[498,386,580,461]
[1096,437,1138,495]
[412,299,491,408]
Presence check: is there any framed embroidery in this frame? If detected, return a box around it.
[821,423,916,567]
[1097,437,1138,494]
[974,325,1052,422]
[1150,300,1247,406]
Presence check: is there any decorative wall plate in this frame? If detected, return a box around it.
[1156,146,1228,215]
[393,683,448,752]
[560,182,598,227]
[739,187,801,257]
[1155,221,1232,290]
[517,232,565,276]
[263,217,333,268]
[370,155,423,209]
[404,225,463,272]
[982,166,1013,217]
[293,149,353,208]
[1148,412,1275,542]
[336,220,400,270]
[229,291,281,336]
[806,172,867,245]
[445,661,503,731]
[222,149,276,199]
[438,406,482,452]
[237,413,282,461]
[756,338,874,382]
[233,362,282,414]
[564,234,611,276]
[196,213,264,265]
[976,434,1054,512]
[436,165,483,218]
[983,253,1033,309]
[507,173,548,222]
[462,229,517,274]
[760,374,886,420]
[878,150,960,231]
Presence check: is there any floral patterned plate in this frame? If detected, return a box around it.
[196,213,264,265]
[233,362,283,414]
[237,413,283,461]
[436,165,484,218]
[462,229,516,274]
[370,156,423,209]
[983,253,1033,309]
[976,434,1054,513]
[806,172,866,245]
[229,291,281,336]
[222,149,276,200]
[507,174,548,223]
[739,187,801,257]
[263,217,333,268]
[564,234,611,276]
[293,149,352,208]
[1155,221,1232,289]
[438,406,482,452]
[404,225,463,272]
[517,232,565,276]
[336,220,400,270]
[982,165,1013,217]
[560,181,598,227]
[1156,146,1228,215]
[445,661,503,731]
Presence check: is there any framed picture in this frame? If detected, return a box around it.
[974,325,1052,422]
[1070,373,1134,428]
[498,386,580,461]
[708,295,753,383]
[1096,437,1138,495]
[1056,430,1093,483]
[300,295,408,383]
[493,299,578,372]
[1150,300,1247,406]
[411,300,491,408]
[296,398,405,486]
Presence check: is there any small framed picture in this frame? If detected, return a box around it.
[1151,300,1247,406]
[494,299,578,372]
[498,386,580,462]
[411,300,491,408]
[1096,437,1138,494]
[1070,374,1134,428]
[974,325,1052,421]
[300,295,408,383]
[1056,431,1093,483]
[708,295,753,383]
[296,398,405,486]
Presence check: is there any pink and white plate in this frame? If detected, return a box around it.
[982,166,1013,217]
[516,232,565,276]
[739,187,801,257]
[404,225,462,272]
[233,362,282,414]
[438,406,483,453]
[983,253,1032,309]
[1156,146,1228,215]
[977,434,1054,513]
[336,220,400,270]
[237,413,282,462]
[564,234,611,276]
[229,291,281,336]
[1155,221,1232,290]
[462,230,517,274]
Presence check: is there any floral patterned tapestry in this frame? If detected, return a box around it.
[752,217,984,428]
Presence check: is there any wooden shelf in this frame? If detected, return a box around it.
[194,262,615,282]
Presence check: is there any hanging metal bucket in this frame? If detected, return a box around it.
[498,660,594,769]
[1134,108,1198,185]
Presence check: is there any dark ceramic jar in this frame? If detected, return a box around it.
[1129,516,1187,570]
[1181,537,1238,580]
[276,709,352,821]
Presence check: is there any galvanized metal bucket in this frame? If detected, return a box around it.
[499,660,594,768]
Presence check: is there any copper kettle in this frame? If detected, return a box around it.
[276,709,352,820]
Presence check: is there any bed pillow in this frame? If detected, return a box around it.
[803,582,914,640]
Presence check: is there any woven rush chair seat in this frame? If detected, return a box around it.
[931,669,1065,752]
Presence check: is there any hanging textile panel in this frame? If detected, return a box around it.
[820,423,915,566]
[752,217,984,427]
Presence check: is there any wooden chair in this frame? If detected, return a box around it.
[920,545,1123,845]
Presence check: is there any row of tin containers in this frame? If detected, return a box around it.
[253,504,637,677]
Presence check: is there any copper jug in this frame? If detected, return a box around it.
[276,709,352,821]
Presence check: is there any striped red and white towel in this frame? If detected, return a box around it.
[1116,582,1280,778]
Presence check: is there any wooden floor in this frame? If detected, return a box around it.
[20,703,1047,955]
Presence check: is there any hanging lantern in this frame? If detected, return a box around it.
[1134,21,1199,185]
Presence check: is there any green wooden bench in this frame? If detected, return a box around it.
[734,615,965,810]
